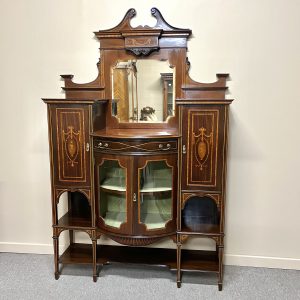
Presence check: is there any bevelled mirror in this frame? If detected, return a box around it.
[111,59,175,123]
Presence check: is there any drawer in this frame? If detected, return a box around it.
[93,138,178,154]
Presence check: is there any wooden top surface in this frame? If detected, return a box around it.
[92,128,179,139]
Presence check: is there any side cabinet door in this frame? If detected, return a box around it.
[181,105,227,191]
[48,104,91,187]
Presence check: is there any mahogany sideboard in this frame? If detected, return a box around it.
[42,8,233,290]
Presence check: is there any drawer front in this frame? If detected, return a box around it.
[93,138,178,154]
[49,104,91,186]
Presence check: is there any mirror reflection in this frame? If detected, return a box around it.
[111,59,175,123]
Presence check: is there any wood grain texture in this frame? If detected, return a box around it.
[42,8,233,288]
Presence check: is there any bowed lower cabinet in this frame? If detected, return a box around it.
[43,8,233,291]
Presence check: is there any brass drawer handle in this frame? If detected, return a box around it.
[158,143,171,151]
[97,141,109,149]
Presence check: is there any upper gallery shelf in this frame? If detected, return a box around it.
[50,7,231,123]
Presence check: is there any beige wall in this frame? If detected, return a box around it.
[0,0,299,269]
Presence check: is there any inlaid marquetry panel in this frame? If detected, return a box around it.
[49,105,91,186]
[181,106,226,191]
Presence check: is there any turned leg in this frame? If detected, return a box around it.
[92,239,97,282]
[53,236,60,280]
[176,238,182,288]
[218,245,224,291]
[67,193,74,245]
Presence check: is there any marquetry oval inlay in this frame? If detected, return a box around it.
[193,127,212,171]
[198,140,207,160]
[64,126,80,167]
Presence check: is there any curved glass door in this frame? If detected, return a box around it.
[138,160,172,230]
[99,160,126,228]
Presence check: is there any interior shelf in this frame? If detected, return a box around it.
[59,243,93,264]
[140,179,172,193]
[56,210,92,228]
[59,244,219,273]
[140,187,172,193]
[103,212,171,229]
[100,178,126,192]
[97,245,176,267]
[181,250,219,272]
[180,224,221,236]
[97,245,218,273]
[100,186,126,193]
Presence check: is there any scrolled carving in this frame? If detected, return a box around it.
[212,236,224,246]
[55,188,91,206]
[128,47,159,56]
[55,189,68,204]
[178,234,189,244]
[85,230,94,239]
[53,227,66,237]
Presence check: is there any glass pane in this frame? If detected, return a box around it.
[167,80,174,116]
[139,161,172,229]
[99,160,126,228]
[111,59,175,123]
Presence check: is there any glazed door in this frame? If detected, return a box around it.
[95,154,133,235]
[134,154,177,236]
[181,105,227,191]
[49,104,91,187]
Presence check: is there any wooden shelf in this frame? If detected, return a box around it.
[96,245,219,273]
[97,245,176,268]
[59,244,219,273]
[140,187,172,193]
[100,185,126,193]
[181,250,219,272]
[100,178,126,192]
[180,224,221,236]
[60,243,93,264]
[140,180,172,193]
[56,211,92,229]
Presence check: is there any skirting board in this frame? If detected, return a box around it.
[224,254,300,270]
[0,242,68,255]
[1,242,300,270]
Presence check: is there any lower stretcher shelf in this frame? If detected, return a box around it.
[59,243,219,272]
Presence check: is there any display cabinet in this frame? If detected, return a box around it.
[43,8,233,290]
